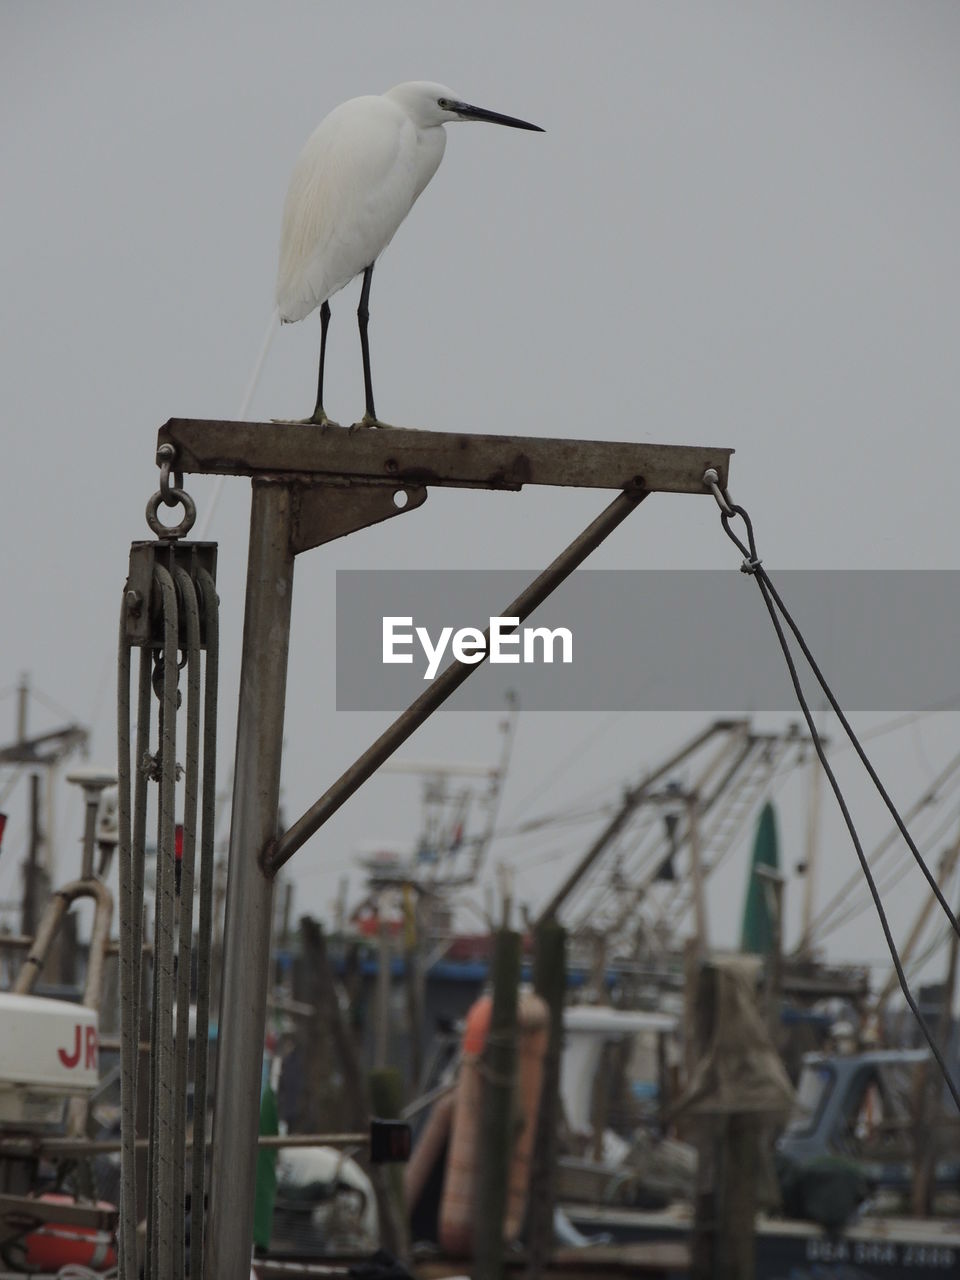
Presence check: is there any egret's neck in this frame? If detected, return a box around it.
[412,123,446,198]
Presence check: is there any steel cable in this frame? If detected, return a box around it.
[714,493,960,1111]
[823,798,960,938]
[811,755,960,939]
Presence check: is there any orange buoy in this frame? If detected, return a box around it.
[505,990,549,1239]
[22,1193,118,1272]
[438,990,550,1256]
[404,1088,455,1211]
[438,995,491,1255]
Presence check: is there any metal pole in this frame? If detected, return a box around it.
[206,480,295,1280]
[799,743,823,954]
[687,794,709,953]
[21,772,40,938]
[526,918,566,1280]
[476,928,521,1280]
[81,794,98,881]
[16,673,28,742]
[375,893,391,1069]
[266,489,647,875]
[912,883,960,1214]
[874,840,960,1013]
[755,866,785,1041]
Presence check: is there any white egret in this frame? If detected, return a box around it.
[276,82,543,427]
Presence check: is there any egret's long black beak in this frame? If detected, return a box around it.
[452,101,544,131]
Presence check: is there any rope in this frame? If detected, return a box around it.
[131,649,152,1277]
[152,564,180,1280]
[117,636,153,1279]
[117,554,220,1280]
[116,608,137,1280]
[172,568,202,1277]
[190,568,219,1280]
[710,481,960,1112]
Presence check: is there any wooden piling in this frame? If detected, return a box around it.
[476,927,521,1280]
[718,1112,758,1280]
[301,917,407,1259]
[369,1067,410,1260]
[689,959,717,1280]
[526,918,566,1280]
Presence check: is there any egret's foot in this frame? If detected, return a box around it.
[271,410,341,428]
[352,414,400,430]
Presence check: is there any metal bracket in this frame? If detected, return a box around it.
[123,541,218,648]
[289,477,428,554]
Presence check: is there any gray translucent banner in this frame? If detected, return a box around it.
[335,570,959,712]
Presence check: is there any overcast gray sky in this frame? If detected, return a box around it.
[3,3,960,996]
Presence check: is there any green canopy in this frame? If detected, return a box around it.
[740,801,780,954]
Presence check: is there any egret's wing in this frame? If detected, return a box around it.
[276,96,424,322]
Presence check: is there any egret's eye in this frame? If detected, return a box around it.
[438,98,450,109]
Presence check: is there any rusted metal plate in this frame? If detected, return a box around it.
[288,478,428,553]
[157,419,732,495]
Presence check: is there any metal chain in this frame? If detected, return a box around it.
[147,444,197,540]
[704,469,960,1113]
[159,457,185,507]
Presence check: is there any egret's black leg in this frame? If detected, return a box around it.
[357,264,377,423]
[310,300,331,424]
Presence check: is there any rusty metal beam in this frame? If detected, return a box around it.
[158,418,732,495]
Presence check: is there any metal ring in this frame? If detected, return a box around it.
[146,488,197,539]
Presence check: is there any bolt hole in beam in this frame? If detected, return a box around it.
[393,489,409,509]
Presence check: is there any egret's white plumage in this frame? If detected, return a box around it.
[274,81,543,424]
[278,86,450,323]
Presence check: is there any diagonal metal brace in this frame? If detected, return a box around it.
[262,488,648,876]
